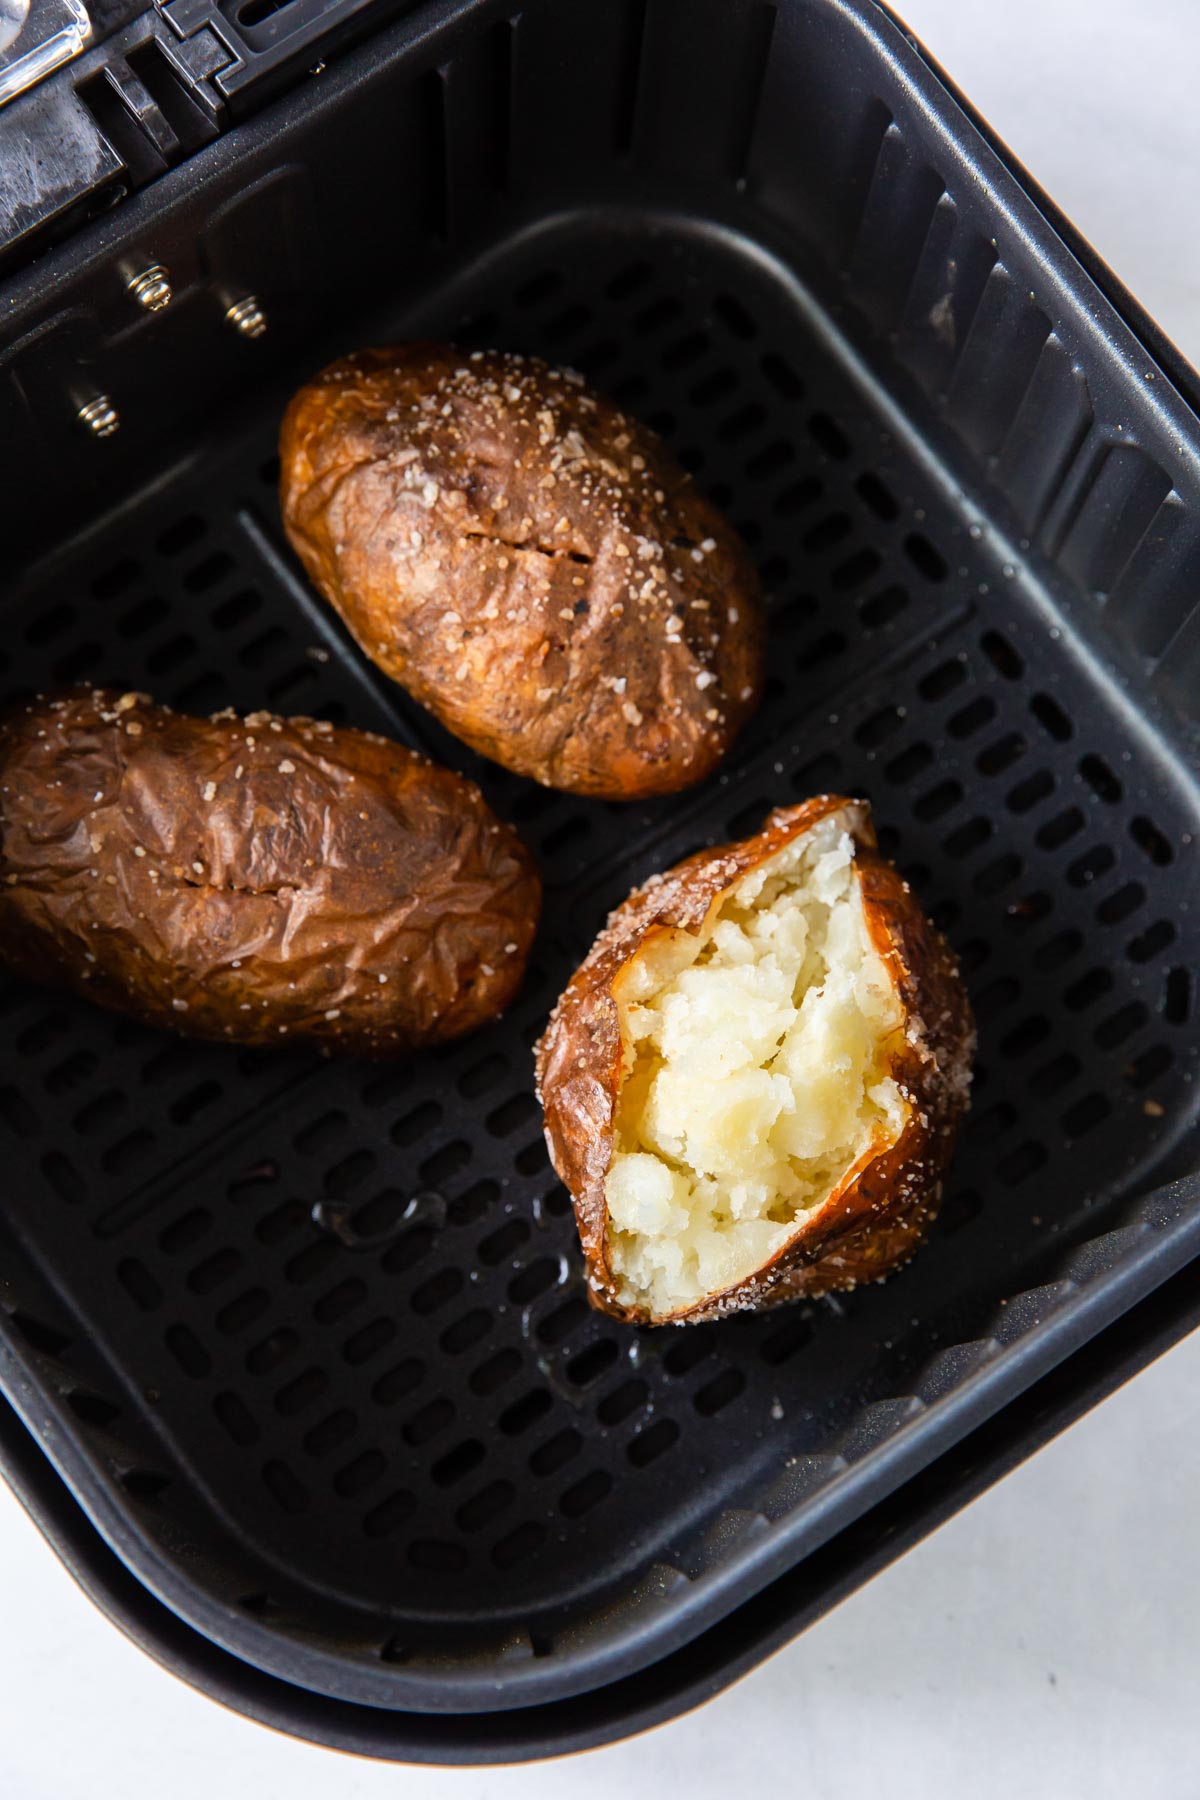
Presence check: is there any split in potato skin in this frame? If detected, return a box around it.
[279,345,766,800]
[536,797,975,1326]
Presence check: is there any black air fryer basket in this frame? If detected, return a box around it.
[1,0,1199,1764]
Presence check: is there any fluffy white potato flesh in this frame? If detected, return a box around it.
[605,817,908,1316]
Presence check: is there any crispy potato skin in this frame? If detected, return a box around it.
[0,690,540,1057]
[535,797,975,1324]
[279,345,765,799]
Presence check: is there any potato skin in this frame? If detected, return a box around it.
[0,690,540,1057]
[279,345,765,799]
[535,797,975,1325]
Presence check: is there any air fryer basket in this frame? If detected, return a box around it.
[1,0,1199,1760]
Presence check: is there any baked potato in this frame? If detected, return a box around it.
[536,797,974,1325]
[0,689,540,1056]
[278,345,766,799]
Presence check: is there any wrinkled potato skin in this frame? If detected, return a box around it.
[279,345,765,799]
[0,690,540,1057]
[536,797,975,1325]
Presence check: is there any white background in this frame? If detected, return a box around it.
[3,2,1199,1794]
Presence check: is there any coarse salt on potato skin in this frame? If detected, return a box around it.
[0,689,540,1057]
[278,345,766,799]
[535,797,975,1325]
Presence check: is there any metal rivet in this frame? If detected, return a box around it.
[225,296,267,339]
[127,264,172,312]
[78,396,120,438]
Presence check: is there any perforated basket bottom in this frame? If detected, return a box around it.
[0,213,1196,1692]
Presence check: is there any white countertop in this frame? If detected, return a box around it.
[3,3,1199,1793]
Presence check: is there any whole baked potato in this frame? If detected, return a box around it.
[0,689,540,1056]
[279,345,766,799]
[536,797,974,1325]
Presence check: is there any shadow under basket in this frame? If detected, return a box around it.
[1,0,1200,1764]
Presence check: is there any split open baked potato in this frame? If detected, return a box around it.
[536,797,974,1324]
